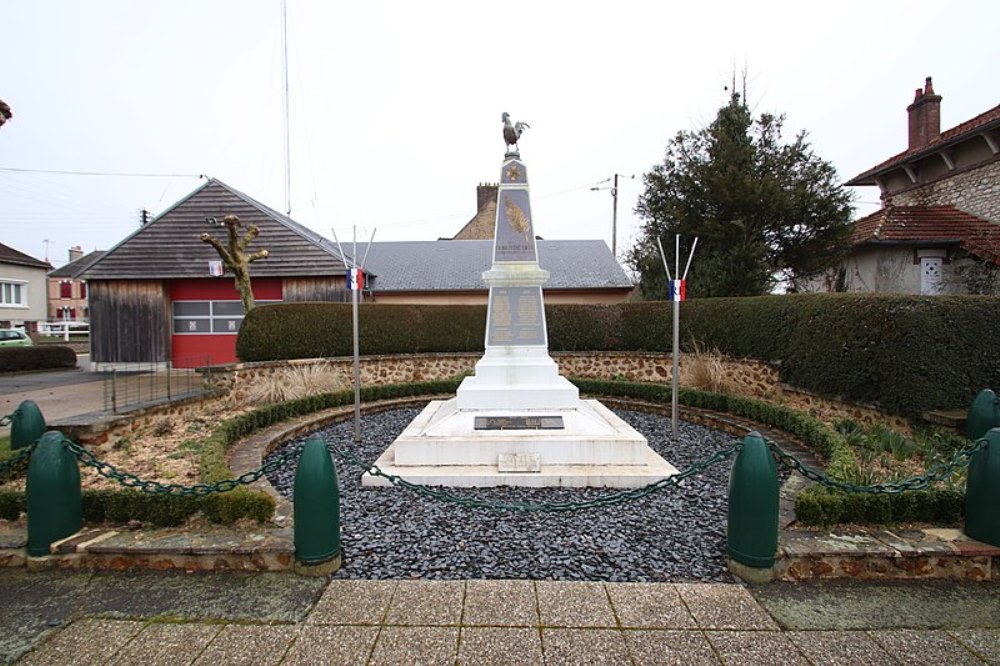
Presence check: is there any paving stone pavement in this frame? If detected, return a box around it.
[7,576,1000,665]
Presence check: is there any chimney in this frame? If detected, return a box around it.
[68,245,84,263]
[476,183,499,212]
[906,76,942,151]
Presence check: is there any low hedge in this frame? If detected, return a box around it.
[0,378,466,528]
[0,345,77,373]
[238,295,1000,419]
[571,378,965,527]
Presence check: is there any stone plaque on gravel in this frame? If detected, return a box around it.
[474,416,564,430]
[497,452,541,472]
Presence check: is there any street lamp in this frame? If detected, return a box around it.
[590,173,634,256]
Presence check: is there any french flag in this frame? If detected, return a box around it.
[346,268,364,291]
[669,279,686,302]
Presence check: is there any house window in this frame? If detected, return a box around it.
[172,300,280,335]
[0,280,27,307]
[60,281,72,298]
[79,282,87,299]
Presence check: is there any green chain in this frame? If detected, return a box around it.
[329,441,744,512]
[65,437,303,496]
[768,437,986,493]
[0,443,35,479]
[0,409,16,428]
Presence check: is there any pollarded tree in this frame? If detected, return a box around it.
[200,215,269,312]
[627,92,854,298]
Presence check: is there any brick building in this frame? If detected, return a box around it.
[831,78,1000,294]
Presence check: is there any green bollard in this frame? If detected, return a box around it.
[727,431,779,568]
[966,389,1000,440]
[26,431,83,557]
[10,400,46,450]
[293,436,341,573]
[965,427,1000,547]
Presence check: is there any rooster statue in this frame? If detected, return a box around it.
[502,112,529,154]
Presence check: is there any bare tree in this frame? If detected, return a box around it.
[200,215,269,312]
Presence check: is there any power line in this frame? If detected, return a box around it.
[0,167,205,178]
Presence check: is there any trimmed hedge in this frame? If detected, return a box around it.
[238,295,1000,419]
[571,378,966,527]
[0,345,77,373]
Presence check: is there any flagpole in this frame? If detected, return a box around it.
[672,235,680,439]
[352,226,361,443]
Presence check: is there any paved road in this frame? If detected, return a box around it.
[1,572,998,664]
[0,357,108,426]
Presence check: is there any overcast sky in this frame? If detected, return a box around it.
[1,0,998,270]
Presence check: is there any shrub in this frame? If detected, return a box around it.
[0,346,76,372]
[238,295,1000,418]
[794,486,964,527]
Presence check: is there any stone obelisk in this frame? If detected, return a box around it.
[453,147,580,411]
[362,115,677,488]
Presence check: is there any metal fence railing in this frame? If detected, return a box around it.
[101,357,213,413]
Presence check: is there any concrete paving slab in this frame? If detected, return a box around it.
[369,626,459,665]
[107,621,222,665]
[308,579,397,626]
[18,618,145,666]
[457,627,544,665]
[785,630,896,665]
[80,570,325,623]
[867,629,984,665]
[536,581,617,628]
[541,628,631,665]
[193,624,300,666]
[283,625,379,665]
[606,583,696,629]
[675,583,779,630]
[705,630,810,665]
[950,628,1000,663]
[751,580,1000,631]
[462,579,538,627]
[384,580,464,626]
[622,629,720,665]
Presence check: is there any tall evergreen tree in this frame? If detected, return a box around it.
[628,92,854,298]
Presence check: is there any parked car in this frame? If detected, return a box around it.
[0,329,33,347]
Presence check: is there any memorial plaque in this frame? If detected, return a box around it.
[493,188,536,262]
[486,286,546,347]
[498,452,541,473]
[474,415,565,430]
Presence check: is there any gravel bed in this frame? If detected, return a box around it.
[265,406,771,582]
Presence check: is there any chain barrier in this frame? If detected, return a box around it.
[0,443,35,479]
[328,440,744,512]
[0,412,13,428]
[768,437,986,494]
[64,436,304,496]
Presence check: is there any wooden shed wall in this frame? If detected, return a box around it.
[89,280,170,363]
[282,277,351,302]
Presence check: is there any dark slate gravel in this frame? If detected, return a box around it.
[265,406,760,583]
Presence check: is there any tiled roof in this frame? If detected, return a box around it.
[851,205,1000,265]
[848,104,1000,185]
[82,179,350,280]
[363,239,633,292]
[48,250,106,278]
[0,241,50,270]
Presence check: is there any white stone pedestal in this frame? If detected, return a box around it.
[361,150,677,488]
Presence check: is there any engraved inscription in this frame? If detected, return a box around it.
[498,452,541,473]
[474,416,565,430]
[486,286,546,347]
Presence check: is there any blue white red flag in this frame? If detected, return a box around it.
[669,279,686,302]
[346,268,364,291]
